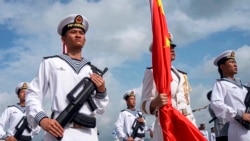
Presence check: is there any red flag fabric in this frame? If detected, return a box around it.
[150,0,207,140]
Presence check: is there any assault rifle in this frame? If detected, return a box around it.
[244,86,250,113]
[236,86,250,130]
[56,65,108,139]
[14,116,32,140]
[130,112,145,139]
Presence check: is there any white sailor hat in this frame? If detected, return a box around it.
[123,90,136,100]
[57,14,89,36]
[213,50,235,66]
[15,82,29,95]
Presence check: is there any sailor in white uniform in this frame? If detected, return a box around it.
[199,123,209,140]
[140,39,197,141]
[25,14,109,141]
[210,127,216,141]
[0,82,40,141]
[115,90,146,141]
[211,50,250,141]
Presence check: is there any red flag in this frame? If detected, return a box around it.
[150,0,207,140]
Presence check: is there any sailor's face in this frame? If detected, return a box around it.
[62,28,86,49]
[221,59,237,75]
[170,47,175,61]
[18,89,26,101]
[126,96,136,107]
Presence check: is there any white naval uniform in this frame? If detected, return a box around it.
[211,78,250,141]
[26,55,109,141]
[177,69,197,126]
[0,104,40,140]
[140,67,197,141]
[200,129,209,140]
[115,109,146,141]
[210,132,216,141]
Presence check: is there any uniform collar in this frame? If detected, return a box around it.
[57,54,89,74]
[221,77,243,88]
[14,103,26,113]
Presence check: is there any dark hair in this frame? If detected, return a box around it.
[206,90,212,101]
[17,89,21,95]
[218,67,223,78]
[124,95,135,101]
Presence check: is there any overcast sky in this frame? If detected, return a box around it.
[0,0,250,140]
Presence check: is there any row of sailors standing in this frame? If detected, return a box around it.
[1,12,250,141]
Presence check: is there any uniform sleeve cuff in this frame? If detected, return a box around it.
[123,137,127,141]
[95,90,107,99]
[35,111,48,125]
[235,110,243,122]
[3,134,8,140]
[145,100,152,114]
[237,109,243,116]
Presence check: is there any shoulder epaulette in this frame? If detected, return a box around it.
[146,67,152,69]
[176,69,187,74]
[43,55,59,59]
